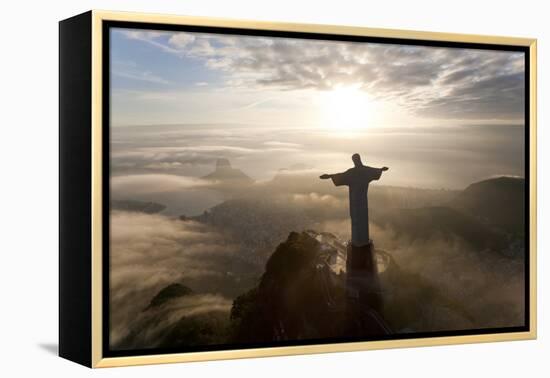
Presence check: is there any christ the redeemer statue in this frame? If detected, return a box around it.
[320,154,391,334]
[320,153,388,247]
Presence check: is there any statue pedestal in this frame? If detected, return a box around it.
[346,240,380,299]
[346,240,384,325]
[346,240,377,274]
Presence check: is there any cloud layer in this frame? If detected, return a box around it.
[117,28,525,121]
[111,123,525,210]
[109,211,241,345]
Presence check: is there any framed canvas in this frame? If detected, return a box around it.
[59,10,537,368]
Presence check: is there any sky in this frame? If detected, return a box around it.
[109,27,526,198]
[110,27,525,128]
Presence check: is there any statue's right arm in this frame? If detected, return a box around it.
[320,174,332,179]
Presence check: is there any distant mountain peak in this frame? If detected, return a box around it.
[451,176,525,234]
[216,158,231,169]
[202,159,253,184]
[111,199,166,214]
[466,175,524,189]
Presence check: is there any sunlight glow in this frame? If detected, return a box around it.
[319,85,374,131]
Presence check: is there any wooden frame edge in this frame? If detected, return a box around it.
[528,39,537,340]
[89,10,538,368]
[94,331,535,368]
[92,9,536,46]
[91,9,103,368]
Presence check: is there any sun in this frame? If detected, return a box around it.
[319,85,373,131]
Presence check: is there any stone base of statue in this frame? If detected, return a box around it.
[346,240,381,309]
[345,240,389,335]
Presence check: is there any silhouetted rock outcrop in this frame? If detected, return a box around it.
[230,230,477,342]
[230,231,349,343]
[117,283,231,350]
[144,283,193,311]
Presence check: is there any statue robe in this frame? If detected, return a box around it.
[331,166,382,247]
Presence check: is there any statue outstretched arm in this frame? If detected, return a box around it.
[364,166,389,181]
[321,172,349,186]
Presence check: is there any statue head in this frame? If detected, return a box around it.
[352,153,362,167]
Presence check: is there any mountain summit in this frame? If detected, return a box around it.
[451,176,525,234]
[202,158,253,185]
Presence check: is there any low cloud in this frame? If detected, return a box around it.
[111,174,207,195]
[108,124,524,217]
[108,182,525,345]
[370,223,525,330]
[115,294,232,349]
[291,192,347,212]
[263,141,303,148]
[109,211,240,346]
[316,216,526,330]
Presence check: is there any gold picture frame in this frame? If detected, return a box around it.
[59,10,537,368]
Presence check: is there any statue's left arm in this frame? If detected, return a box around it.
[367,166,389,181]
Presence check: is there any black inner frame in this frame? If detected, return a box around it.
[102,20,531,358]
